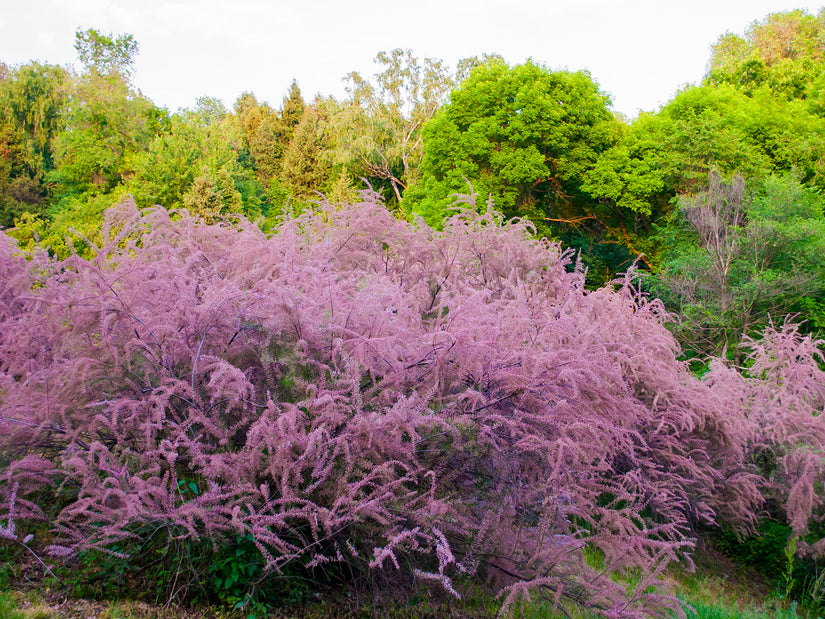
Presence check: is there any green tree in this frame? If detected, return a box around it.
[650,172,825,359]
[125,111,216,210]
[49,73,158,198]
[183,164,243,221]
[582,82,825,274]
[232,92,269,162]
[335,49,454,206]
[74,28,139,80]
[407,58,617,238]
[194,96,228,126]
[280,100,334,202]
[278,80,305,145]
[706,9,825,100]
[230,90,300,187]
[571,9,825,282]
[20,29,168,258]
[572,117,668,274]
[128,106,266,218]
[247,112,283,184]
[588,83,825,203]
[49,30,162,201]
[0,62,70,226]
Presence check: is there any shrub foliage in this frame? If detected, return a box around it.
[1,193,823,617]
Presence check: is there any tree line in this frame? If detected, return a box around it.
[2,9,825,360]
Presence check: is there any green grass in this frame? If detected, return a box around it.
[1,544,820,619]
[667,550,820,619]
[0,591,58,619]
[678,598,801,619]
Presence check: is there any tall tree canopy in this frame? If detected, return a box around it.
[582,80,825,276]
[335,49,455,206]
[706,9,825,100]
[74,28,139,80]
[0,62,69,227]
[407,59,617,238]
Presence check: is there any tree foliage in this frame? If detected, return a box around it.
[74,28,139,80]
[279,80,305,146]
[336,49,455,205]
[650,172,825,358]
[581,78,825,278]
[585,80,825,217]
[408,59,617,237]
[280,100,335,201]
[48,46,159,201]
[706,9,825,100]
[0,62,70,227]
[125,110,263,219]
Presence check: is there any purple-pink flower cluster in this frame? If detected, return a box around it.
[1,193,823,617]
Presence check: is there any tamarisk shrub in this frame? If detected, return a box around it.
[704,322,825,556]
[0,192,772,617]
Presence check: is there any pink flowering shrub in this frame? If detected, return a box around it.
[0,192,815,616]
[704,323,825,555]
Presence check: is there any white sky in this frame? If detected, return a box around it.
[1,0,823,118]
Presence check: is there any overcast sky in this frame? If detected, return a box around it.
[1,0,823,118]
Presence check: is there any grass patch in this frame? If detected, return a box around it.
[1,542,819,619]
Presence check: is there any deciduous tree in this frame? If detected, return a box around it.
[49,30,161,200]
[335,49,454,206]
[0,62,69,226]
[706,9,825,100]
[408,58,617,239]
[650,172,825,358]
[74,27,139,81]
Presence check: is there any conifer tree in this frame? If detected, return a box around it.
[278,80,305,145]
[280,101,333,199]
[183,164,243,220]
